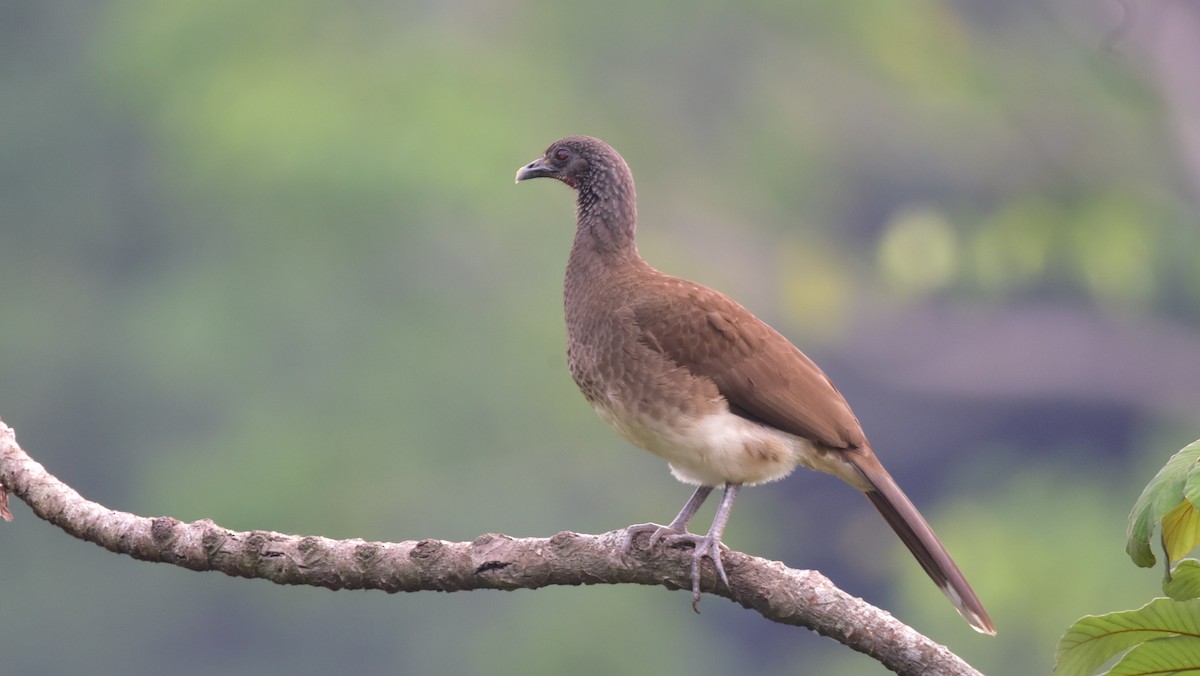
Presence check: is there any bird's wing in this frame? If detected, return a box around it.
[631,277,867,450]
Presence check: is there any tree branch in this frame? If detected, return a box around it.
[0,419,980,675]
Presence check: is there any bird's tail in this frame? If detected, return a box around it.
[850,450,996,635]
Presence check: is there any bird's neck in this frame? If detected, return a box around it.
[564,183,651,361]
[571,180,640,264]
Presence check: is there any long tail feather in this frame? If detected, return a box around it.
[852,451,996,635]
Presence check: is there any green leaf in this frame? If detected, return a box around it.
[1185,458,1200,508]
[1127,440,1200,569]
[1056,598,1200,676]
[1105,635,1200,675]
[1165,560,1200,602]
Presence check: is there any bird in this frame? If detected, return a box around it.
[515,135,995,635]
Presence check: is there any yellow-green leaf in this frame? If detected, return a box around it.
[1105,634,1200,675]
[1056,598,1200,676]
[1163,500,1200,570]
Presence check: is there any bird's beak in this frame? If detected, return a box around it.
[515,157,553,184]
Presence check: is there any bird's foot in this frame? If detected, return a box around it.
[688,532,729,613]
[621,524,728,612]
[620,522,687,556]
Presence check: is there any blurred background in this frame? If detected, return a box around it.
[1,1,1197,674]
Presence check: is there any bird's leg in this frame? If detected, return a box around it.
[688,482,741,611]
[620,485,713,555]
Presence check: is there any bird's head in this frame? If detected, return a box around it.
[516,136,638,245]
[515,136,620,191]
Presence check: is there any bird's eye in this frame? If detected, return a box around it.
[553,148,570,162]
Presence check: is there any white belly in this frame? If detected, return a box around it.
[593,402,861,488]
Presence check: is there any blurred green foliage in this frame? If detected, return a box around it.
[1,1,1197,674]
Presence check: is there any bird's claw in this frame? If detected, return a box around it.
[620,522,686,556]
[689,533,729,612]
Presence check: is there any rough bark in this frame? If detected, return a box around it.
[0,419,981,676]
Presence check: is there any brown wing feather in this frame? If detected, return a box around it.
[632,275,866,450]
